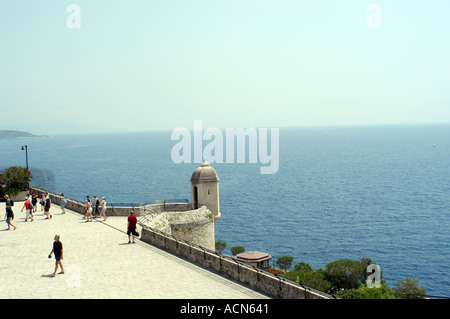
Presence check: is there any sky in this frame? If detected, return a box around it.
[1,0,449,135]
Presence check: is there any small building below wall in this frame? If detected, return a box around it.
[236,251,273,270]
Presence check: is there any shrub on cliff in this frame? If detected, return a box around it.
[336,283,396,299]
[294,262,313,272]
[0,166,32,196]
[394,277,426,299]
[325,259,368,291]
[215,240,227,254]
[276,255,294,271]
[283,268,332,293]
[230,246,245,256]
[280,258,427,299]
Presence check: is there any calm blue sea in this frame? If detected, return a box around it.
[1,124,449,296]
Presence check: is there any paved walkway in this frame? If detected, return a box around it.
[0,201,269,299]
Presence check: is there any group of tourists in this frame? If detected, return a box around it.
[3,192,53,229]
[84,194,107,222]
[3,192,109,227]
[3,192,139,277]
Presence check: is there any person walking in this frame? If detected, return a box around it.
[4,195,13,207]
[99,197,107,221]
[48,235,64,277]
[27,193,34,221]
[39,194,45,211]
[127,211,138,243]
[21,197,30,221]
[32,193,38,213]
[83,195,90,219]
[21,196,33,222]
[85,198,93,222]
[93,195,100,218]
[44,192,52,219]
[4,204,17,230]
[60,193,67,214]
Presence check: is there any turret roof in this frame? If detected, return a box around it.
[191,159,219,182]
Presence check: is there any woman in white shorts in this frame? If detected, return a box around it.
[100,197,107,221]
[85,198,93,222]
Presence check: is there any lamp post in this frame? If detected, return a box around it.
[21,145,28,171]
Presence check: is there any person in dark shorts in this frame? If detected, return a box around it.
[44,192,52,219]
[48,235,64,277]
[127,211,138,244]
[32,194,38,212]
[93,195,100,218]
[4,204,17,230]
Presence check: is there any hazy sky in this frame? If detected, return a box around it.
[1,0,449,135]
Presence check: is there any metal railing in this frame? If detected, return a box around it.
[107,199,191,211]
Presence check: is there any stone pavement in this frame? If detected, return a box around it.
[0,201,270,299]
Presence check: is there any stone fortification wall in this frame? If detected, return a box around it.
[138,205,215,250]
[166,206,215,250]
[139,225,332,299]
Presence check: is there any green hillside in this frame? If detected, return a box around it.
[0,130,46,140]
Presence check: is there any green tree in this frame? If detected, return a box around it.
[337,283,396,299]
[0,166,32,196]
[283,269,332,293]
[326,259,367,291]
[276,255,294,271]
[293,262,313,272]
[394,278,426,299]
[230,246,245,256]
[360,257,373,267]
[215,241,227,254]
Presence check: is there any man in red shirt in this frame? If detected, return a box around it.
[21,197,33,222]
[127,211,138,244]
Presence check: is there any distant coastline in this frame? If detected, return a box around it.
[0,130,48,141]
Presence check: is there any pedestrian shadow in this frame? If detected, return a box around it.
[40,274,54,278]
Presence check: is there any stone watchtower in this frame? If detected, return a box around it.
[190,159,221,223]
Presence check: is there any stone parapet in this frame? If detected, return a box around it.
[29,186,144,216]
[139,225,332,300]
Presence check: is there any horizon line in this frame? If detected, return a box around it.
[2,121,450,138]
[40,121,450,137]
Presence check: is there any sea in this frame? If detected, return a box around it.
[1,124,449,297]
